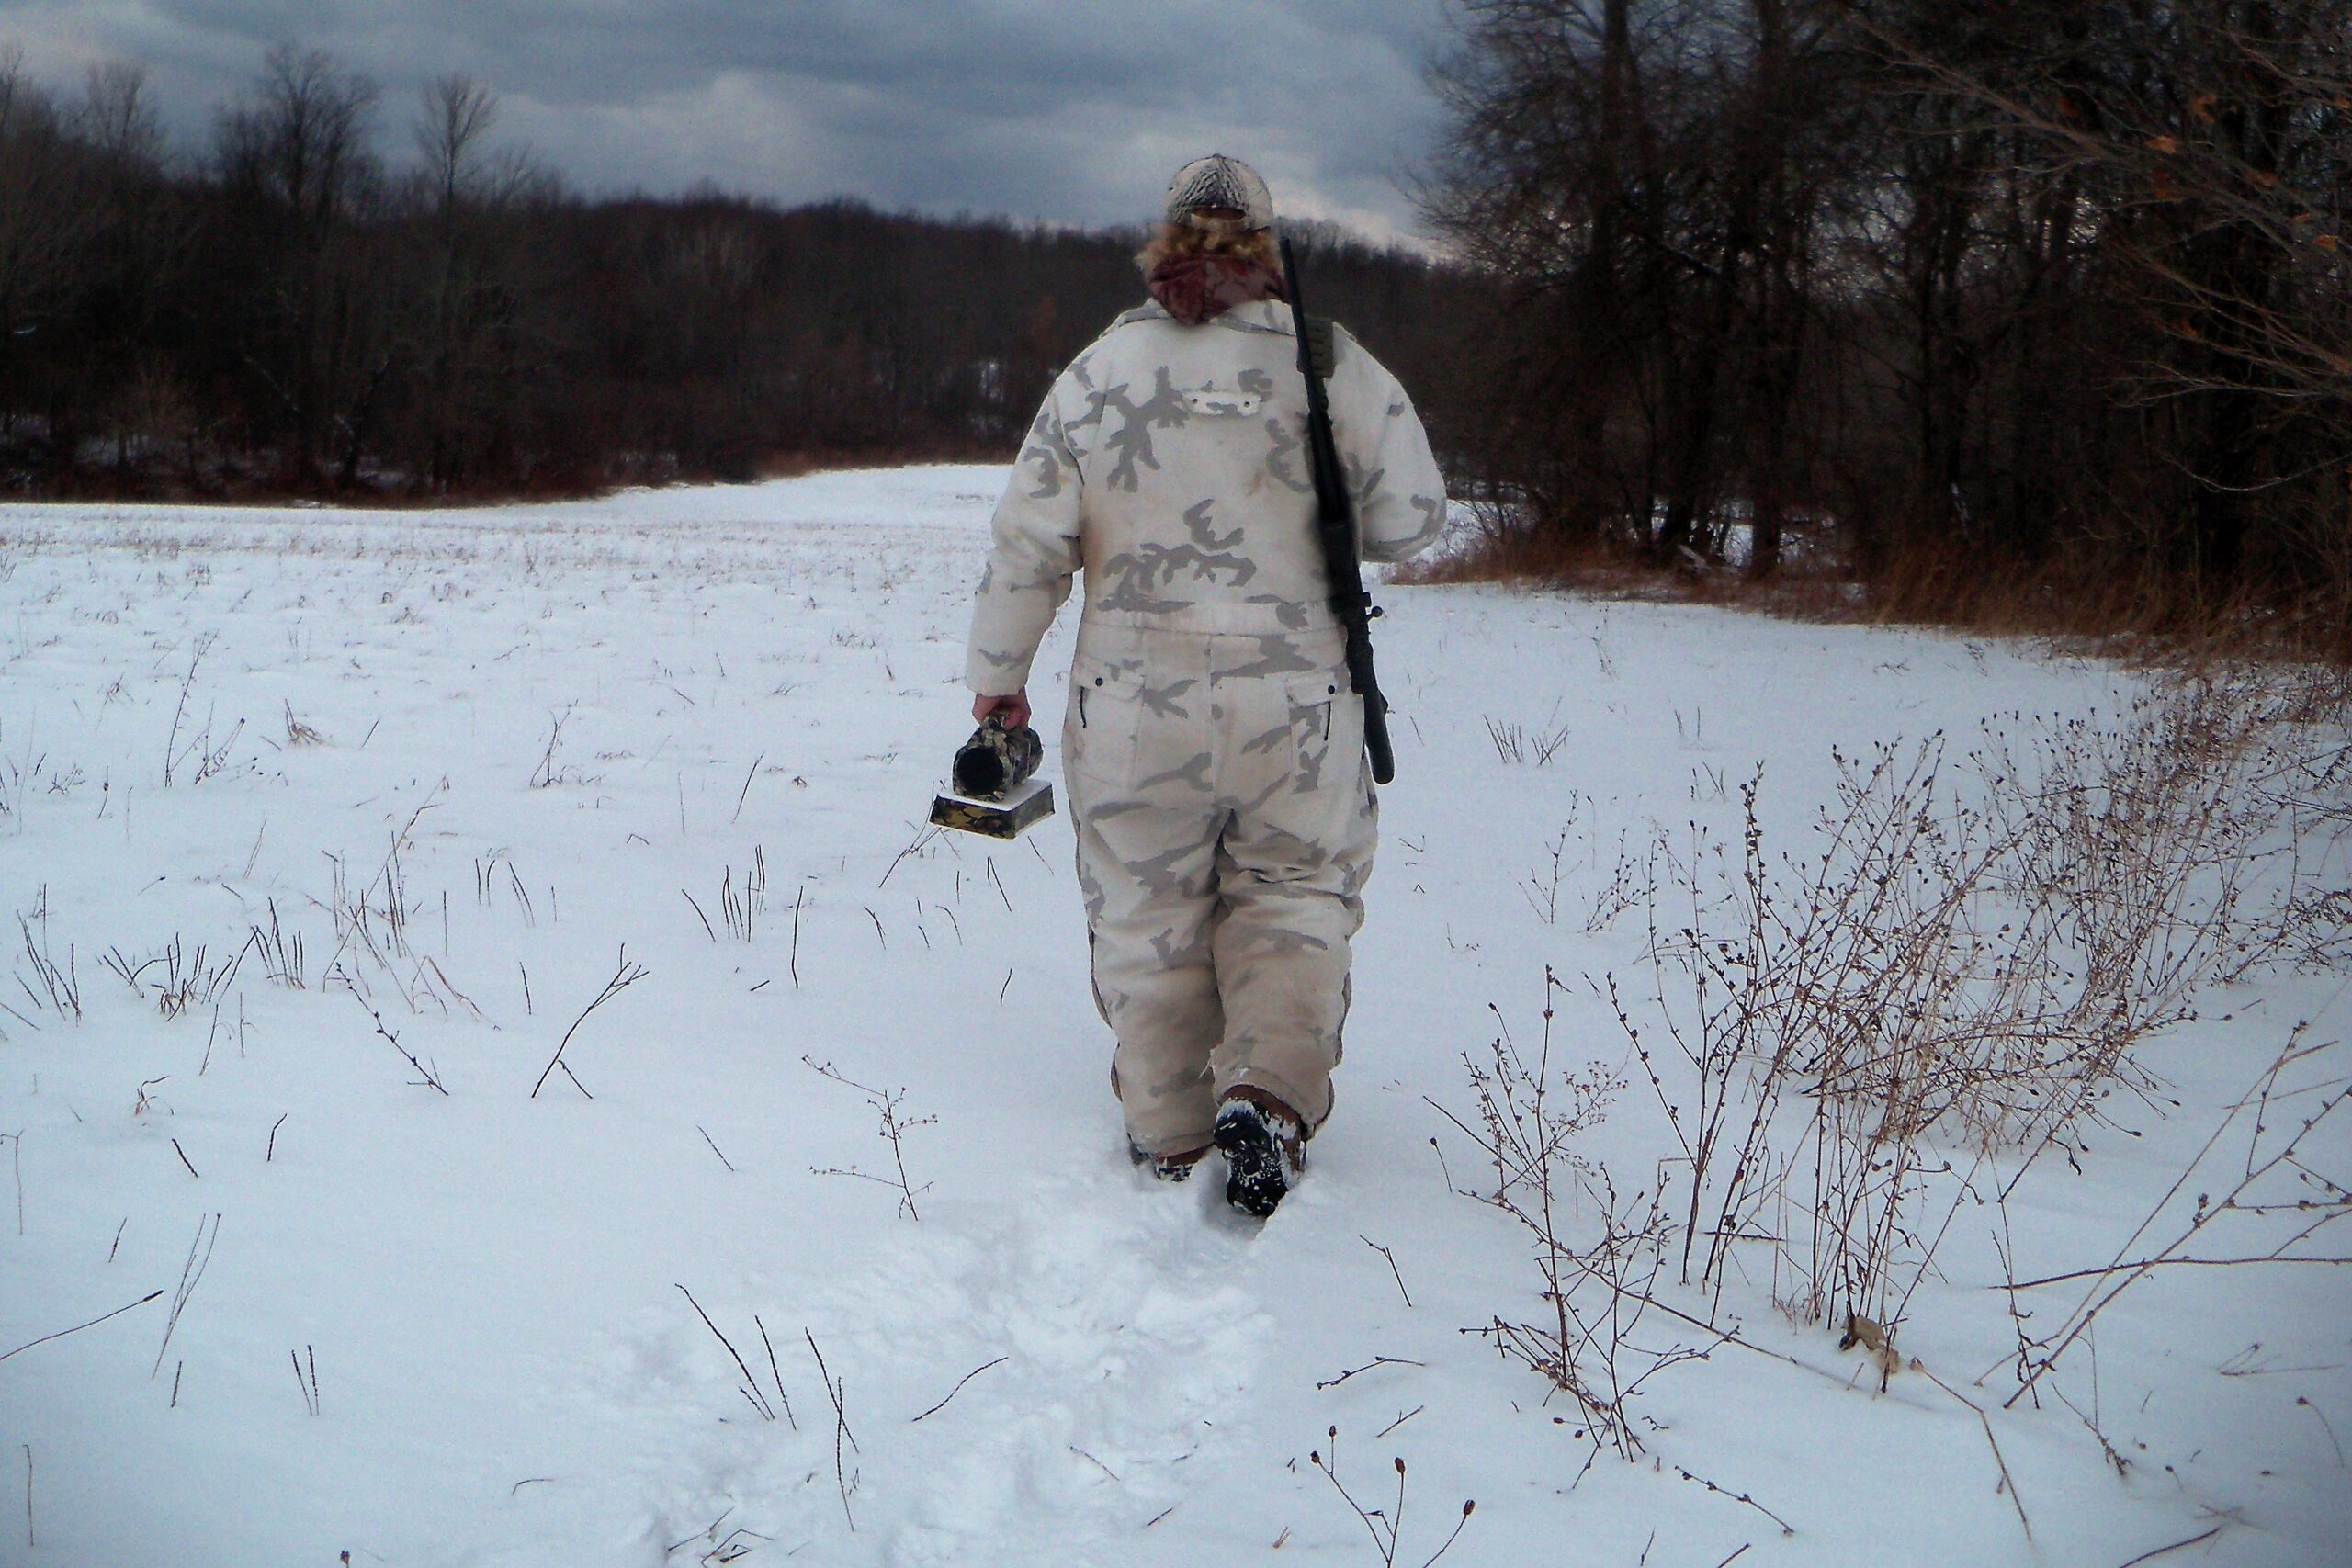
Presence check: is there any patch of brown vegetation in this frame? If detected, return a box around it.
[1399,512,2352,667]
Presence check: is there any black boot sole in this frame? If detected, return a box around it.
[1216,1106,1291,1217]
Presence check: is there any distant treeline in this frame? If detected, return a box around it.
[1429,1,2351,642]
[0,45,1477,500]
[8,15,2346,648]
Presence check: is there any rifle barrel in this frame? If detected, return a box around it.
[1280,237,1396,785]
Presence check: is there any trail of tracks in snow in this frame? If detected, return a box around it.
[619,1170,1273,1566]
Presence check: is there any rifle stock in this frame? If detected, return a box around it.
[1279,236,1396,786]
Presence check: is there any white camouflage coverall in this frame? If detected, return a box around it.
[966,297,1446,1157]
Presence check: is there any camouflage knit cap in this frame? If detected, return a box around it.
[1164,155,1274,231]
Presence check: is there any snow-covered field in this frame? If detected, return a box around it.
[1,467,2346,1567]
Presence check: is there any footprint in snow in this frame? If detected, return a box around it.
[665,1159,1276,1564]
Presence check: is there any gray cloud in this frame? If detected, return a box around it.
[3,0,1452,242]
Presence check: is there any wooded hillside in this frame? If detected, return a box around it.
[0,45,1475,500]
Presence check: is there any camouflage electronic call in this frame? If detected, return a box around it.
[932,714,1057,839]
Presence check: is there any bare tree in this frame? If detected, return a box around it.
[1429,1,1854,574]
[76,61,160,165]
[416,73,497,217]
[213,45,389,487]
[400,74,557,491]
[67,62,191,474]
[1427,0,2349,643]
[0,47,94,447]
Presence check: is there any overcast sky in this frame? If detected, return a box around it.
[3,1,1455,243]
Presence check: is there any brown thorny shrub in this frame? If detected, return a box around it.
[1450,663,2352,1459]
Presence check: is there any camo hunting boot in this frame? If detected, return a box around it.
[1215,1089,1304,1217]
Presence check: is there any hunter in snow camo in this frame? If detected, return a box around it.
[966,253,1446,1162]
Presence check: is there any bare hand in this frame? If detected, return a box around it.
[972,688,1032,729]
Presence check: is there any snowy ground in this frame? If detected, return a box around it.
[1,467,2346,1567]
